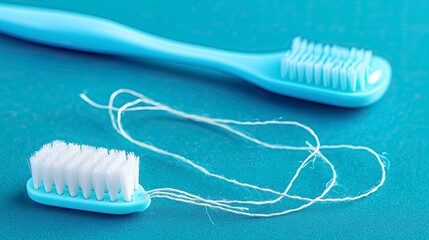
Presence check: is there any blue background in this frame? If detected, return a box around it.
[0,0,428,239]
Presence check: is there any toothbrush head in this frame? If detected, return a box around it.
[282,37,377,91]
[27,140,151,214]
[257,37,391,107]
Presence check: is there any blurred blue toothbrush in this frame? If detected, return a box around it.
[0,4,391,107]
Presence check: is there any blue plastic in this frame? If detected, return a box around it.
[26,178,151,214]
[0,4,391,108]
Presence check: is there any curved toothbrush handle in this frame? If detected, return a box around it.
[0,4,243,70]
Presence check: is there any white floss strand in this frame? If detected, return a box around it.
[80,89,386,217]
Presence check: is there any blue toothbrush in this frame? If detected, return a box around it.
[28,141,151,214]
[0,4,391,108]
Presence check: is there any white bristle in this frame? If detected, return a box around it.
[106,153,123,202]
[340,68,348,91]
[41,141,67,193]
[281,37,373,92]
[28,141,140,202]
[322,61,332,87]
[30,144,50,190]
[120,165,134,202]
[52,152,66,195]
[65,145,91,197]
[92,149,109,201]
[130,153,140,191]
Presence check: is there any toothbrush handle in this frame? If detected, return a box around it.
[0,4,242,70]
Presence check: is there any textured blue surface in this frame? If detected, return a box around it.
[0,0,428,239]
